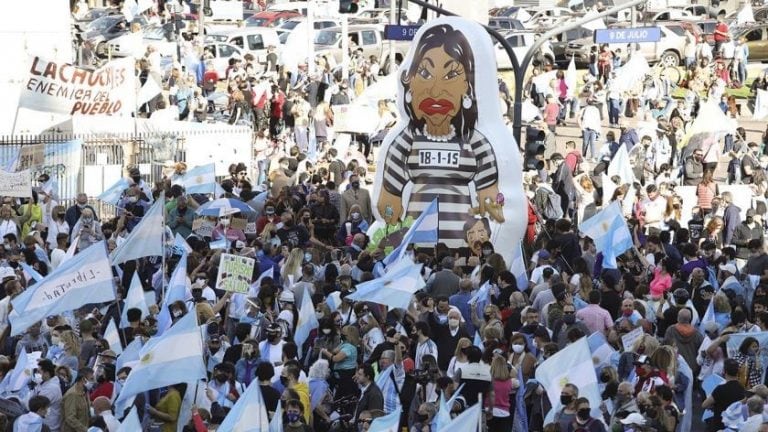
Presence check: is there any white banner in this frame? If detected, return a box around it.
[19,56,136,116]
[755,88,768,120]
[0,169,31,197]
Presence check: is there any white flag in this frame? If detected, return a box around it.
[104,319,123,355]
[755,89,768,120]
[137,76,162,106]
[738,4,755,25]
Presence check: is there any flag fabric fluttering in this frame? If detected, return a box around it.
[180,163,216,194]
[115,311,206,405]
[116,405,141,432]
[369,406,402,432]
[110,194,166,265]
[382,198,439,266]
[121,273,149,328]
[104,319,123,355]
[97,178,131,205]
[436,402,481,432]
[535,338,602,423]
[268,400,283,432]
[293,286,319,357]
[10,241,115,336]
[579,201,633,269]
[217,367,271,431]
[346,257,425,310]
[156,252,190,336]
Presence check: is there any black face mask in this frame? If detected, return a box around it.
[560,395,573,406]
[563,314,576,325]
[645,408,658,418]
[416,413,428,422]
[268,334,281,343]
[8,261,18,269]
[131,176,141,183]
[577,408,591,421]
[351,181,360,189]
[280,375,289,387]
[215,374,227,383]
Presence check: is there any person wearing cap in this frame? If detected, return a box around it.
[127,167,153,204]
[530,249,558,286]
[719,262,743,296]
[618,412,645,430]
[259,323,286,367]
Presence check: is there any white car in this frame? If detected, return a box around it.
[495,31,555,70]
[106,25,176,58]
[204,42,244,78]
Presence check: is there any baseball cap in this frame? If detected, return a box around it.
[0,267,17,281]
[719,263,737,274]
[538,250,551,260]
[98,350,117,359]
[235,240,245,250]
[265,206,275,215]
[620,413,646,426]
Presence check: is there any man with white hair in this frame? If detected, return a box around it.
[743,395,766,432]
[374,340,404,415]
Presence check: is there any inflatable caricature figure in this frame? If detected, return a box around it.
[371,17,526,265]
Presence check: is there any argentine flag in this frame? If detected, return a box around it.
[10,241,116,336]
[110,194,165,265]
[217,362,271,431]
[579,201,633,269]
[180,163,216,194]
[347,257,425,310]
[115,311,206,405]
[383,198,439,266]
[97,178,131,205]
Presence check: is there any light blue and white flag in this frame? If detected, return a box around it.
[116,337,143,372]
[157,252,190,336]
[217,366,271,431]
[4,148,20,173]
[382,198,438,266]
[110,194,165,265]
[677,355,694,432]
[434,384,464,430]
[181,163,216,194]
[535,337,602,424]
[607,145,636,186]
[268,400,283,432]
[104,319,123,356]
[469,281,491,318]
[97,178,130,205]
[726,331,768,383]
[436,402,480,432]
[587,332,619,369]
[116,405,141,432]
[121,273,149,328]
[209,238,228,250]
[294,286,318,357]
[174,233,192,255]
[347,258,424,310]
[369,406,401,432]
[0,349,32,395]
[116,311,206,405]
[473,331,484,351]
[510,243,529,291]
[19,262,44,285]
[579,201,633,269]
[10,241,115,336]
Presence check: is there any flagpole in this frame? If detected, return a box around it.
[114,295,128,348]
[478,393,483,432]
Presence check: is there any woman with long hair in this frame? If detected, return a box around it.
[734,336,762,389]
[446,337,471,379]
[320,325,359,401]
[281,248,304,289]
[701,216,724,248]
[487,354,516,431]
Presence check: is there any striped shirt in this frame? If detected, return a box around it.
[415,338,438,370]
[382,129,498,248]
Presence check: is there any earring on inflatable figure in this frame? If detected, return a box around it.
[405,91,412,103]
[462,94,472,109]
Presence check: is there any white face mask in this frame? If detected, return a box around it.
[322,328,332,335]
[448,318,460,328]
[351,212,361,219]
[51,336,60,345]
[315,311,324,319]
[220,218,230,227]
[512,344,525,354]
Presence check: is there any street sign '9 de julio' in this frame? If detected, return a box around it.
[594,27,661,44]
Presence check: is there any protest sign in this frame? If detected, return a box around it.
[193,218,215,237]
[245,222,257,234]
[216,254,255,293]
[0,170,32,197]
[19,56,135,116]
[231,217,247,231]
[621,327,644,352]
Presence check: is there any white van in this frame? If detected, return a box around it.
[206,27,280,63]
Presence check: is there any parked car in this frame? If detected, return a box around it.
[105,24,177,59]
[495,31,555,70]
[204,42,244,78]
[244,10,301,27]
[488,17,525,31]
[524,7,576,29]
[276,17,339,39]
[313,24,410,70]
[86,15,148,57]
[565,22,698,67]
[736,23,768,62]
[553,26,594,66]
[350,8,407,25]
[206,27,280,63]
[643,9,692,21]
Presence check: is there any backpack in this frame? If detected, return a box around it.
[533,188,563,221]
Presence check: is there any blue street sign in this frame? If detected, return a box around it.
[384,24,421,41]
[594,27,661,44]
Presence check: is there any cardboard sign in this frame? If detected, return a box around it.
[193,218,215,238]
[0,170,32,198]
[621,326,644,352]
[245,222,257,234]
[19,56,135,116]
[230,217,247,231]
[216,253,255,293]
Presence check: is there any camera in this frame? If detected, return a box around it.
[408,369,432,386]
